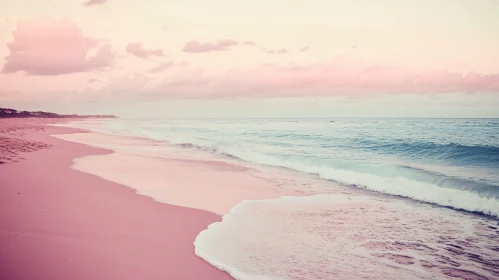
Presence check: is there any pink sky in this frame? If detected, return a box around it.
[1,0,498,117]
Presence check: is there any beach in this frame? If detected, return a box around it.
[0,119,232,280]
[1,118,498,280]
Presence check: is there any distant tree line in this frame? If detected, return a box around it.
[0,108,117,119]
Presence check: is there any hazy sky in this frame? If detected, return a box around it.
[1,0,498,117]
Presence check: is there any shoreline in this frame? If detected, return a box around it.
[0,119,232,280]
[52,119,499,220]
[53,130,282,215]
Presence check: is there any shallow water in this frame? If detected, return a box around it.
[195,195,499,280]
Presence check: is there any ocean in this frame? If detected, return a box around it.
[58,118,499,280]
[74,118,499,215]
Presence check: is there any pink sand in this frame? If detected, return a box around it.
[0,119,232,280]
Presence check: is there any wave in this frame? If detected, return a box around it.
[176,143,240,159]
[367,141,499,166]
[188,131,499,167]
[169,138,499,217]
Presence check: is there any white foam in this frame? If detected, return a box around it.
[194,195,499,280]
[215,148,499,217]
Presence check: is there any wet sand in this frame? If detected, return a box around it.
[55,131,280,215]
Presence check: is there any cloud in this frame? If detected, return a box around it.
[182,39,238,53]
[243,41,257,46]
[84,0,107,7]
[140,61,499,99]
[126,42,165,59]
[2,17,114,75]
[300,46,310,52]
[148,61,175,73]
[264,48,288,54]
[148,61,189,73]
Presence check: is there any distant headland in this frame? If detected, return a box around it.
[0,108,117,119]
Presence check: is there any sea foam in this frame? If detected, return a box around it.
[184,144,499,217]
[194,195,499,280]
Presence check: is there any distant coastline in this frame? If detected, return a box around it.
[0,108,117,119]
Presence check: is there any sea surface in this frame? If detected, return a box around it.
[59,118,499,280]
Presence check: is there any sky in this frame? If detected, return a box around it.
[0,0,498,118]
